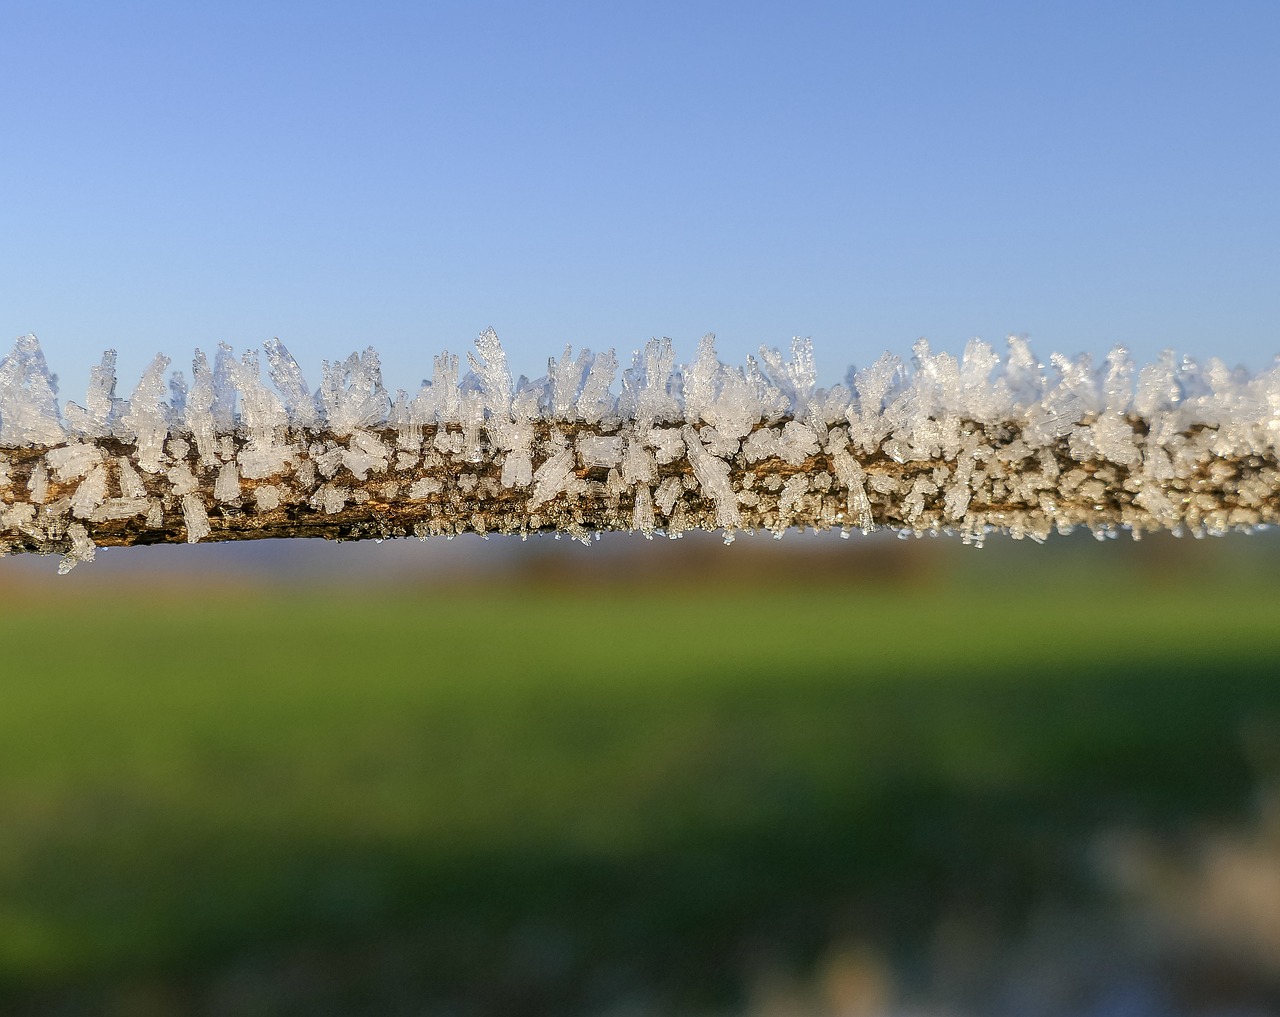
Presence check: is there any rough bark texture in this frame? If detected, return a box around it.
[3,415,1277,572]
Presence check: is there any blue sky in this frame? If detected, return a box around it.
[3,1,1277,394]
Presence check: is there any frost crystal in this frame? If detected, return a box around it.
[119,355,172,473]
[64,350,121,437]
[0,335,65,446]
[3,328,1280,568]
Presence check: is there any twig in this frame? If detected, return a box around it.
[2,333,1277,571]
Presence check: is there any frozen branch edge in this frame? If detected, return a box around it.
[1,330,1278,572]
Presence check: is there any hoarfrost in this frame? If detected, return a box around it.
[69,464,109,519]
[6,328,1280,568]
[27,462,48,503]
[119,355,172,473]
[530,447,576,506]
[320,348,389,436]
[264,338,318,429]
[254,485,281,511]
[0,335,65,446]
[181,494,211,543]
[186,350,219,466]
[116,455,146,498]
[214,462,241,503]
[46,443,104,482]
[683,427,740,529]
[58,523,96,574]
[467,328,512,419]
[577,350,618,425]
[342,430,390,481]
[64,351,121,437]
[577,435,623,470]
[547,345,589,420]
[632,486,656,536]
[93,497,150,522]
[238,443,294,480]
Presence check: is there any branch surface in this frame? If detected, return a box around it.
[1,332,1277,571]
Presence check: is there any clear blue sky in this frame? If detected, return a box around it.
[3,1,1277,393]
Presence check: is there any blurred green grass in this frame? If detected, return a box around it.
[2,556,1280,1011]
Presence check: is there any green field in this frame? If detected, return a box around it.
[2,554,1280,1013]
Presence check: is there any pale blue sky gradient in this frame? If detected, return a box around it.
[3,1,1277,392]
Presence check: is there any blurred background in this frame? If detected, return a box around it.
[3,532,1280,1016]
[3,1,1280,1014]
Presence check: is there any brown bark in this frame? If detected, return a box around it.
[2,419,1278,569]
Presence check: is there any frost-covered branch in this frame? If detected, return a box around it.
[1,331,1278,572]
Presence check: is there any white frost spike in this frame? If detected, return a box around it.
[632,486,655,537]
[417,352,460,424]
[466,328,513,420]
[577,435,623,469]
[711,370,757,452]
[117,457,146,499]
[186,350,219,466]
[826,432,867,525]
[265,338,318,428]
[758,337,817,416]
[319,347,390,436]
[181,493,211,543]
[500,448,534,489]
[621,439,655,485]
[58,523,96,574]
[1025,352,1100,445]
[1102,346,1135,415]
[909,338,958,414]
[957,339,1002,422]
[229,350,287,434]
[1088,347,1140,466]
[1134,350,1182,420]
[0,335,66,446]
[688,339,760,454]
[623,338,679,428]
[683,334,721,424]
[232,349,296,479]
[211,344,238,433]
[214,462,241,503]
[45,442,104,482]
[64,350,121,437]
[529,447,575,506]
[93,498,149,522]
[548,345,590,420]
[69,464,109,519]
[119,354,172,474]
[27,462,49,503]
[851,352,902,415]
[683,426,740,528]
[576,350,618,425]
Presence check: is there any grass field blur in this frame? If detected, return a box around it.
[2,536,1280,1014]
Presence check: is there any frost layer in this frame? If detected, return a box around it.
[1,331,1278,571]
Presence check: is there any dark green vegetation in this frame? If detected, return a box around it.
[2,541,1280,1014]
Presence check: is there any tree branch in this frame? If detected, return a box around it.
[4,416,1275,573]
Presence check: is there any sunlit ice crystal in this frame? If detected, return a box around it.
[0,334,66,446]
[118,354,172,473]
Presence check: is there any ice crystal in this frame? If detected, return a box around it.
[0,334,64,446]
